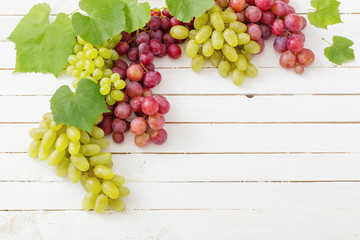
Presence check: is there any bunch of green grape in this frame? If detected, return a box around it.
[170,4,260,86]
[28,112,130,213]
[66,35,126,106]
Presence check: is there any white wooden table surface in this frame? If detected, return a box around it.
[1,0,360,239]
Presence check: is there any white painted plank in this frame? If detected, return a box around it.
[1,0,359,14]
[2,68,360,95]
[1,182,360,210]
[2,124,360,153]
[2,95,360,123]
[0,209,359,240]
[1,153,360,182]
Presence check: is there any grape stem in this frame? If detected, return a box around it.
[322,38,332,45]
[68,9,79,16]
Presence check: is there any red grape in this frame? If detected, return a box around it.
[141,97,159,116]
[127,47,139,62]
[154,96,170,114]
[136,32,150,44]
[134,133,151,148]
[113,59,128,71]
[285,14,303,33]
[140,51,154,65]
[294,64,304,74]
[247,23,262,41]
[126,81,143,98]
[112,132,125,144]
[230,0,246,11]
[279,50,296,69]
[149,29,163,41]
[148,113,165,130]
[148,16,162,30]
[115,41,130,55]
[130,117,147,135]
[273,36,288,53]
[260,10,275,25]
[114,103,132,120]
[287,35,304,53]
[112,118,127,133]
[296,48,315,66]
[143,88,153,97]
[260,24,272,40]
[255,0,274,11]
[216,0,229,8]
[150,129,168,145]
[149,39,162,55]
[236,11,246,22]
[143,71,159,88]
[271,1,289,16]
[138,42,150,54]
[271,19,285,36]
[167,43,182,59]
[130,96,144,112]
[126,64,144,82]
[98,115,113,136]
[170,17,182,27]
[245,6,262,22]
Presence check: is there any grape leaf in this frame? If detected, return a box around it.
[8,3,76,77]
[307,0,342,29]
[324,36,355,65]
[50,79,109,132]
[122,0,151,33]
[72,0,126,46]
[166,0,214,23]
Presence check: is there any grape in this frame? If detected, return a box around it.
[148,113,165,130]
[218,60,231,78]
[38,146,51,161]
[296,48,315,66]
[94,165,114,179]
[288,5,296,14]
[222,44,238,62]
[89,152,112,166]
[202,40,215,57]
[95,193,108,213]
[29,127,46,139]
[112,118,127,133]
[235,54,248,71]
[118,186,130,197]
[90,138,110,149]
[102,181,120,199]
[167,43,182,59]
[114,103,132,120]
[55,133,70,152]
[170,25,189,40]
[255,0,274,10]
[231,69,245,85]
[260,10,275,25]
[142,97,159,116]
[121,32,131,41]
[211,50,223,67]
[115,41,130,55]
[112,67,126,80]
[86,177,102,194]
[41,129,57,149]
[273,36,288,53]
[191,55,205,72]
[109,198,126,212]
[127,47,139,62]
[256,38,265,54]
[99,48,112,59]
[260,24,272,40]
[148,16,162,30]
[136,32,150,45]
[162,17,171,32]
[126,64,144,82]
[246,23,262,41]
[194,13,209,30]
[139,51,154,65]
[134,133,151,148]
[236,11,246,22]
[222,11,238,23]
[98,115,113,136]
[149,29,163,41]
[237,33,251,45]
[155,71,162,83]
[130,96,144,112]
[68,141,80,155]
[195,25,212,44]
[245,6,262,22]
[229,22,247,34]
[271,1,289,16]
[216,0,229,8]
[82,192,98,211]
[150,129,168,145]
[291,32,305,42]
[287,35,304,53]
[70,153,90,171]
[279,50,296,69]
[149,39,162,55]
[80,131,91,145]
[145,63,155,72]
[223,29,238,47]
[138,42,150,54]
[158,44,167,58]
[143,71,159,88]
[126,81,143,98]
[294,64,304,74]
[56,157,70,177]
[170,17,182,27]
[212,30,225,50]
[285,14,303,33]
[130,117,147,135]
[68,162,82,183]
[47,149,66,166]
[164,33,176,44]
[245,63,258,77]
[28,139,41,158]
[301,16,307,30]
[271,19,285,36]
[210,12,225,32]
[80,144,101,157]
[154,96,170,114]
[143,88,153,97]
[230,0,246,11]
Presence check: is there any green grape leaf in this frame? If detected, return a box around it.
[324,36,355,65]
[307,0,342,29]
[72,0,126,46]
[166,0,214,23]
[8,3,76,77]
[50,79,109,132]
[122,0,151,33]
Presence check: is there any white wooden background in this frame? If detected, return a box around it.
[1,0,360,239]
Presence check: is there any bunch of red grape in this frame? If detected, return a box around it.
[97,9,193,148]
[219,0,314,74]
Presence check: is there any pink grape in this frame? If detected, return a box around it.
[287,35,304,53]
[216,0,229,8]
[140,51,154,65]
[148,16,162,30]
[148,113,165,130]
[130,96,144,112]
[150,129,168,145]
[138,42,150,54]
[236,11,246,22]
[271,19,285,36]
[255,0,274,11]
[260,24,272,40]
[285,14,303,33]
[112,118,127,133]
[136,32,150,44]
[127,47,139,62]
[134,133,151,148]
[98,115,113,136]
[141,97,159,116]
[256,38,265,54]
[245,6,262,22]
[294,64,304,74]
[288,5,295,14]
[290,32,305,42]
[279,50,296,69]
[247,23,262,41]
[149,39,162,55]
[230,0,246,11]
[273,36,288,53]
[296,48,315,66]
[115,41,129,55]
[126,81,143,98]
[149,29,163,41]
[130,117,147,135]
[260,10,275,25]
[167,44,182,59]
[143,71,159,88]
[157,44,167,58]
[114,103,132,120]
[154,71,162,84]
[143,88,153,97]
[271,1,289,16]
[126,64,144,82]
[154,96,170,114]
[112,132,125,144]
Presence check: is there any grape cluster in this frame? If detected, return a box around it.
[28,113,129,213]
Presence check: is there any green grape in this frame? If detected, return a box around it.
[194,13,209,30]
[230,62,237,71]
[90,138,110,149]
[99,48,112,59]
[68,141,81,155]
[111,33,122,43]
[244,41,261,54]
[49,121,63,131]
[68,55,78,66]
[76,59,86,71]
[210,12,224,32]
[102,181,120,199]
[82,192,98,211]
[100,85,110,95]
[95,115,104,125]
[70,153,90,171]
[67,126,81,142]
[94,56,105,68]
[245,63,258,77]
[80,172,90,190]
[39,119,50,129]
[117,186,130,198]
[112,175,125,187]
[72,79,80,89]
[235,54,248,71]
[56,157,70,177]
[92,68,103,80]
[77,36,87,45]
[222,44,238,62]
[66,65,75,75]
[94,165,114,179]
[43,112,53,122]
[80,131,91,144]
[47,149,66,166]
[95,193,108,213]
[76,51,86,59]
[91,126,105,139]
[108,42,116,49]
[80,71,90,79]
[41,129,57,150]
[209,5,222,14]
[188,30,198,40]
[211,30,224,50]
[229,21,247,33]
[110,49,119,61]
[85,60,95,73]
[68,162,82,183]
[223,29,238,47]
[106,95,117,106]
[104,59,113,69]
[231,69,245,85]
[110,90,124,101]
[210,50,223,67]
[83,43,93,52]
[105,161,113,168]
[89,152,112,166]
[85,48,98,59]
[195,25,212,44]
[111,73,120,82]
[86,177,102,194]
[100,77,111,86]
[80,144,101,157]
[237,33,251,45]
[55,133,70,152]
[170,25,189,40]
[38,145,51,161]
[222,11,237,23]
[218,60,231,78]
[202,39,214,57]
[29,127,46,139]
[57,125,67,135]
[103,69,113,78]
[72,69,81,78]
[109,198,126,212]
[74,44,83,54]
[114,80,126,90]
[185,40,199,59]
[240,48,253,61]
[191,55,205,72]
[28,139,41,158]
